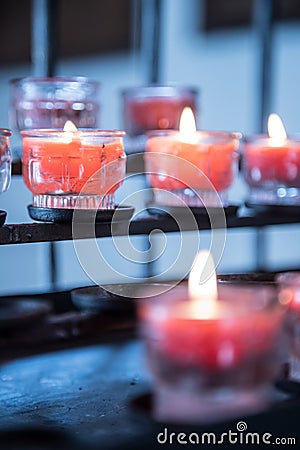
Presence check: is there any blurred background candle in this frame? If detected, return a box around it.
[121,85,198,137]
[277,272,300,382]
[21,121,126,209]
[9,77,100,160]
[243,113,300,205]
[139,250,285,424]
[145,108,240,207]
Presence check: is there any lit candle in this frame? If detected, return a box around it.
[153,251,280,370]
[243,113,300,205]
[139,251,284,423]
[145,108,240,207]
[21,121,126,209]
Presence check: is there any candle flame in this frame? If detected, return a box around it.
[267,114,287,146]
[63,120,78,132]
[63,120,77,144]
[188,250,218,319]
[179,107,197,144]
[188,250,218,301]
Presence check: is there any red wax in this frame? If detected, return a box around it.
[154,311,281,372]
[22,135,125,195]
[125,97,197,136]
[145,134,238,191]
[243,140,300,187]
[140,286,282,373]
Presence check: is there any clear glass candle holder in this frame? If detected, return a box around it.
[21,129,126,209]
[10,76,100,130]
[0,129,12,193]
[122,85,198,138]
[242,135,300,205]
[145,130,240,207]
[277,272,300,381]
[9,77,100,160]
[138,283,284,424]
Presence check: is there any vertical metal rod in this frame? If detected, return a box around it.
[31,0,58,77]
[131,0,142,53]
[151,0,162,83]
[253,0,276,133]
[255,227,267,272]
[139,0,163,276]
[140,0,163,83]
[49,238,58,288]
[31,0,59,289]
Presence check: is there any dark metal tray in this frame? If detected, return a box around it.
[28,204,135,223]
[147,204,239,217]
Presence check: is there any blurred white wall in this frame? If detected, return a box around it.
[0,0,300,294]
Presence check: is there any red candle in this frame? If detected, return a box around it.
[139,251,284,423]
[243,114,300,204]
[146,132,238,192]
[21,122,126,209]
[145,108,240,206]
[243,140,300,187]
[141,285,282,373]
[122,85,198,137]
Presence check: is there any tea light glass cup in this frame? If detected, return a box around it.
[10,76,100,129]
[0,129,12,194]
[9,77,100,159]
[138,283,285,424]
[21,129,126,209]
[145,130,240,207]
[242,135,300,205]
[277,272,300,381]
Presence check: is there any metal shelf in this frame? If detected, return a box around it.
[0,208,299,246]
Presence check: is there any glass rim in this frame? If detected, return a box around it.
[243,134,300,144]
[121,84,199,98]
[0,128,12,137]
[276,271,300,286]
[20,129,125,138]
[138,282,279,318]
[10,76,100,87]
[146,129,242,142]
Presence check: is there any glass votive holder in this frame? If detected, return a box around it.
[242,135,300,205]
[277,272,300,381]
[0,129,12,194]
[121,85,199,138]
[144,130,240,207]
[10,76,100,130]
[138,283,285,424]
[21,129,126,209]
[9,77,100,160]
